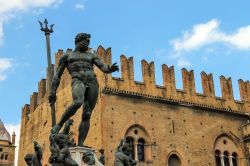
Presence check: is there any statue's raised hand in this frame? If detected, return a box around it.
[49,94,57,106]
[110,63,119,72]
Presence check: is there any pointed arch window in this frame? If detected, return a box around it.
[124,124,152,162]
[232,152,238,166]
[4,154,8,160]
[214,150,221,166]
[137,138,145,161]
[168,154,181,166]
[223,151,230,166]
[126,136,135,159]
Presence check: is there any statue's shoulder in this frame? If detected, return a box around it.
[90,50,100,59]
[59,53,70,63]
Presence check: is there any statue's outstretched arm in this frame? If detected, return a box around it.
[93,52,119,73]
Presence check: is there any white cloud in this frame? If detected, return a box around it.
[171,19,250,55]
[0,0,63,45]
[75,4,85,10]
[0,58,12,81]
[169,19,250,68]
[5,122,21,166]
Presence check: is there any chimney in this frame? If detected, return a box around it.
[12,132,16,145]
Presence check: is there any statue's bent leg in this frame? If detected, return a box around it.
[78,81,99,146]
[53,80,86,134]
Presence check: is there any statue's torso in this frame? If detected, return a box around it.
[66,52,97,83]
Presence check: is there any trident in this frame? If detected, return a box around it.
[38,18,56,127]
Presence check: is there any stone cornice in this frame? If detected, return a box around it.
[102,87,250,119]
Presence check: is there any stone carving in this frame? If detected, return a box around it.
[49,119,78,166]
[49,33,119,147]
[114,140,137,166]
[98,148,105,165]
[24,141,43,166]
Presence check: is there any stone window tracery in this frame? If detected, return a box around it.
[214,134,242,166]
[125,124,152,162]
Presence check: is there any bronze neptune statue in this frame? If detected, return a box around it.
[49,33,119,147]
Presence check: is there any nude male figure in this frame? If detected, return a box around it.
[49,33,119,146]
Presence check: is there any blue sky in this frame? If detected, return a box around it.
[0,1,250,159]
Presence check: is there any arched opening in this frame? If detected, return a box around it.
[223,151,230,166]
[168,154,181,166]
[124,124,151,162]
[126,136,135,160]
[137,138,145,161]
[232,152,238,166]
[214,150,221,166]
[4,154,8,160]
[1,154,4,160]
[213,133,245,166]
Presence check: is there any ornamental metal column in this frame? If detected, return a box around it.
[38,18,56,127]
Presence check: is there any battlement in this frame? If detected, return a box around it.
[23,46,250,119]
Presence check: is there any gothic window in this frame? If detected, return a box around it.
[214,150,221,166]
[126,137,135,159]
[223,151,230,166]
[1,154,4,160]
[137,138,145,161]
[214,134,243,166]
[124,124,151,162]
[168,154,181,166]
[232,152,238,166]
[4,154,8,160]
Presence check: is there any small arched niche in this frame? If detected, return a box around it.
[167,153,181,166]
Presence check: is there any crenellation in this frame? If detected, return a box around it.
[220,76,234,100]
[22,104,30,123]
[181,68,196,97]
[201,71,215,97]
[97,46,112,65]
[162,64,176,97]
[120,55,134,82]
[38,79,46,104]
[238,79,250,102]
[30,92,38,112]
[55,49,63,68]
[141,60,156,94]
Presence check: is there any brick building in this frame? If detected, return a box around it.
[18,46,250,166]
[0,119,16,166]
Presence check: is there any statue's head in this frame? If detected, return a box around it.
[56,133,69,148]
[82,151,95,164]
[75,33,91,52]
[24,153,33,166]
[122,142,130,155]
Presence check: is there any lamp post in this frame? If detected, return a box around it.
[39,18,56,127]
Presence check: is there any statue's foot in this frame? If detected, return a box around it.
[51,124,62,134]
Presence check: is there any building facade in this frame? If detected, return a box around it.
[18,46,250,166]
[0,119,16,166]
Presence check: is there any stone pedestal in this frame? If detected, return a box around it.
[69,146,104,166]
